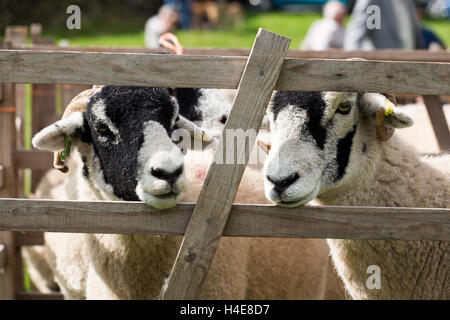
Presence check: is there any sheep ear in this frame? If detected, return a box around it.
[175,115,215,142]
[32,112,86,151]
[360,93,413,129]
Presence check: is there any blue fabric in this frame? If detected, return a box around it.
[164,0,191,29]
[421,27,446,49]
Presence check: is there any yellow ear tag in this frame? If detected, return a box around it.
[384,100,394,116]
[193,130,210,141]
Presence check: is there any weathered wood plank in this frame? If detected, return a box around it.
[0,165,4,188]
[6,28,27,192]
[10,44,450,62]
[15,291,64,300]
[31,82,57,190]
[0,232,15,300]
[0,42,19,299]
[14,150,53,170]
[422,95,450,151]
[162,29,288,300]
[29,35,57,191]
[0,199,449,240]
[1,50,449,94]
[0,86,16,299]
[0,244,6,269]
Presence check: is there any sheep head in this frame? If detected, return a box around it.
[32,86,185,209]
[263,90,413,207]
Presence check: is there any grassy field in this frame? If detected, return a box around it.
[41,12,450,49]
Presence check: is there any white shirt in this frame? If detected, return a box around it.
[301,19,345,50]
[145,16,164,48]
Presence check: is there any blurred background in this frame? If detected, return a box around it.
[1,0,449,49]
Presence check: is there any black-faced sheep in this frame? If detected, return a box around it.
[263,91,449,299]
[28,86,345,299]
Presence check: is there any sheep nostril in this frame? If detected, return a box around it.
[151,166,183,185]
[267,173,299,194]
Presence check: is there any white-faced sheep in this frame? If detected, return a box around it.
[263,90,449,299]
[29,86,345,299]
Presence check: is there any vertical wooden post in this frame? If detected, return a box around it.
[30,23,42,44]
[5,28,29,294]
[5,26,28,198]
[422,95,450,151]
[162,29,290,300]
[0,41,18,300]
[30,34,57,191]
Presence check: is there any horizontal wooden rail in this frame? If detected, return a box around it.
[0,198,448,240]
[10,44,450,62]
[15,291,63,300]
[1,50,449,94]
[14,150,52,170]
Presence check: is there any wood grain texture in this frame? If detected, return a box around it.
[11,44,450,62]
[31,73,57,191]
[14,150,53,170]
[162,29,291,300]
[0,244,6,269]
[0,199,448,240]
[0,165,4,188]
[0,42,18,299]
[1,50,449,94]
[422,95,450,151]
[7,27,28,198]
[0,232,15,299]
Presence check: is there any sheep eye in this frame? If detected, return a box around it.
[336,103,352,115]
[97,123,111,135]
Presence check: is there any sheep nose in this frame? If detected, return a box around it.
[267,173,299,194]
[151,166,183,185]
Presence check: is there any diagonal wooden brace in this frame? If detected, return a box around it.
[162,28,290,300]
[422,95,450,151]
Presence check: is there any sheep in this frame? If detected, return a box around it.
[30,85,255,299]
[28,86,346,299]
[181,146,346,299]
[263,90,449,299]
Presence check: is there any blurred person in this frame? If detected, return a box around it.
[416,2,446,50]
[165,0,192,29]
[301,1,348,50]
[145,4,179,48]
[344,0,424,50]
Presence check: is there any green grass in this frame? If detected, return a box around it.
[423,18,450,45]
[176,12,321,49]
[43,12,322,49]
[41,12,449,49]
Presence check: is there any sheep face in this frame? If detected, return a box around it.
[33,86,185,209]
[264,91,413,207]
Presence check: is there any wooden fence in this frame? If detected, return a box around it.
[0,27,449,300]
